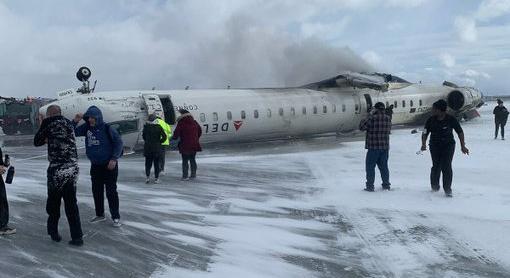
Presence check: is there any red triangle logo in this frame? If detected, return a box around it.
[234,121,243,131]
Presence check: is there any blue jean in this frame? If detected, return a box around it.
[365,149,390,189]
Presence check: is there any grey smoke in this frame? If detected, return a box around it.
[167,15,374,89]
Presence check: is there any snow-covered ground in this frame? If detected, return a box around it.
[1,103,509,278]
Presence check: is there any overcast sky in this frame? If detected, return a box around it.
[0,0,509,97]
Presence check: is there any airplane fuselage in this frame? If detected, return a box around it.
[45,81,483,151]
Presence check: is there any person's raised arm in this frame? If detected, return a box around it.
[34,118,49,146]
[73,113,87,137]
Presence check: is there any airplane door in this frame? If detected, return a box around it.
[142,94,165,119]
[364,94,373,112]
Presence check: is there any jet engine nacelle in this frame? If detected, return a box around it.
[447,88,482,113]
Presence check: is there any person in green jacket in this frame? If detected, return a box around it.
[157,117,172,175]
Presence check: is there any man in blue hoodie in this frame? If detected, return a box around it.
[73,106,123,227]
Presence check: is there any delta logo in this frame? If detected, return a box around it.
[234,121,243,131]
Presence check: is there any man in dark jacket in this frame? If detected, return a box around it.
[359,102,392,192]
[493,99,509,140]
[143,114,167,184]
[385,104,394,121]
[0,147,15,236]
[172,109,202,180]
[73,106,123,227]
[34,105,83,246]
[421,100,469,197]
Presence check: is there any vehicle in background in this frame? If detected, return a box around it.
[0,97,54,135]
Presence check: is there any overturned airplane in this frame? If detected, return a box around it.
[42,67,483,151]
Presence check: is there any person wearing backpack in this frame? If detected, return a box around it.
[73,106,124,227]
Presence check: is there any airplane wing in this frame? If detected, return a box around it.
[302,72,391,92]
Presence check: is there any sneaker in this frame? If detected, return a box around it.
[90,216,106,223]
[0,226,16,235]
[363,188,375,192]
[181,177,189,181]
[68,238,84,247]
[382,187,391,191]
[189,175,196,180]
[445,191,453,198]
[154,178,160,184]
[113,219,122,227]
[159,170,166,176]
[145,177,151,184]
[50,233,62,242]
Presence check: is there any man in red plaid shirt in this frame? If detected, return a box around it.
[359,102,392,191]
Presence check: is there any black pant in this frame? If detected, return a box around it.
[145,154,161,178]
[159,146,168,171]
[0,178,9,229]
[46,181,83,240]
[182,153,197,178]
[90,164,120,219]
[430,143,455,193]
[495,122,506,138]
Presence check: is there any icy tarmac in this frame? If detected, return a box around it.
[1,103,510,278]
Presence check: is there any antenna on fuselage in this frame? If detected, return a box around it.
[76,66,93,94]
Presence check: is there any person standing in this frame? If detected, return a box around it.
[385,104,394,121]
[143,114,167,183]
[156,116,172,175]
[0,147,15,236]
[73,106,123,227]
[34,105,83,246]
[421,99,469,197]
[359,102,392,192]
[493,99,509,140]
[172,109,202,180]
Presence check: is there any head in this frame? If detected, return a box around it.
[432,99,448,116]
[498,99,503,106]
[46,105,62,118]
[389,104,394,109]
[374,102,385,112]
[148,114,157,122]
[83,106,104,127]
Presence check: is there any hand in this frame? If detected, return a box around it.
[421,145,427,151]
[0,166,6,175]
[107,160,117,170]
[461,145,470,155]
[74,113,83,123]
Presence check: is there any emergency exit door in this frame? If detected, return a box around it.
[364,94,373,112]
[142,94,165,119]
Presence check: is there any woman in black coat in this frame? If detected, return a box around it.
[142,114,167,183]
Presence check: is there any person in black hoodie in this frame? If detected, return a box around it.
[34,105,83,246]
[493,99,509,140]
[0,147,15,236]
[421,100,469,198]
[142,114,167,184]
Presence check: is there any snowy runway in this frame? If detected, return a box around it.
[1,103,510,278]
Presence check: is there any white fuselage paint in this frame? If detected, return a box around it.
[43,82,482,151]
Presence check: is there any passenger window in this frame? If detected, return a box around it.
[402,101,406,108]
[419,100,423,106]
[302,107,307,115]
[227,111,232,120]
[410,100,414,107]
[386,101,389,108]
[267,109,272,118]
[279,108,284,116]
[241,110,246,119]
[291,107,295,116]
[355,104,359,112]
[342,104,346,112]
[332,104,336,113]
[394,101,398,108]
[213,112,218,122]
[313,106,318,114]
[323,105,327,113]
[254,110,259,119]
[200,113,206,123]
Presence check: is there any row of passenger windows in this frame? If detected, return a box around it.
[200,104,347,122]
[199,99,424,122]
[387,99,423,109]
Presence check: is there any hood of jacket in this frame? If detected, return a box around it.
[83,106,104,126]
